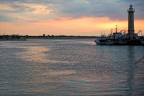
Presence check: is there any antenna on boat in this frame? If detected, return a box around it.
[111,28,113,36]
[115,25,118,33]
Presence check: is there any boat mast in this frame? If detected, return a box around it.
[115,25,118,33]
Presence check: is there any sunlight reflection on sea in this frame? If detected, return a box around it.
[0,39,144,96]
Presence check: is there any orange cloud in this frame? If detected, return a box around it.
[0,17,144,36]
[0,4,14,11]
[16,3,53,15]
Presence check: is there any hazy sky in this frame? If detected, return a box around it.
[0,0,144,36]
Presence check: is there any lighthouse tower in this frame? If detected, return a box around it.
[128,5,135,38]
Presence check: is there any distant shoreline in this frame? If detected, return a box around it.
[0,35,99,41]
[27,36,98,39]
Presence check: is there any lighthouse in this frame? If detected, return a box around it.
[128,5,135,38]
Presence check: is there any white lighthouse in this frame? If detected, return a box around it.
[128,5,135,38]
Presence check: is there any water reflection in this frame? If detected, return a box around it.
[0,40,143,95]
[18,46,49,63]
[126,46,144,96]
[126,46,135,95]
[17,45,77,64]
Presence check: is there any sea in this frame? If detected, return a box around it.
[0,39,144,96]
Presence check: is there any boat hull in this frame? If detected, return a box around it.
[95,39,144,46]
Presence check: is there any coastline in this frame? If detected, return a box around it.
[0,35,99,40]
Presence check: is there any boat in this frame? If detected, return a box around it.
[95,35,113,45]
[95,33,144,45]
[0,35,27,41]
[95,5,144,46]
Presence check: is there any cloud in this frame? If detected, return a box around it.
[0,15,16,22]
[0,2,54,22]
[0,0,143,22]
[54,0,144,19]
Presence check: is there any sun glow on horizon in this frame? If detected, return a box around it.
[0,1,144,36]
[0,17,144,36]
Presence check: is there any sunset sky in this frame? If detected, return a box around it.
[0,0,144,36]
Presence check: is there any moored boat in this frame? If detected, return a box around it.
[95,5,144,46]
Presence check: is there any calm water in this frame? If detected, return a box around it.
[0,39,144,96]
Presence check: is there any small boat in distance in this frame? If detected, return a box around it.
[0,35,27,41]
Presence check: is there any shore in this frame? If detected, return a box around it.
[0,35,98,40]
